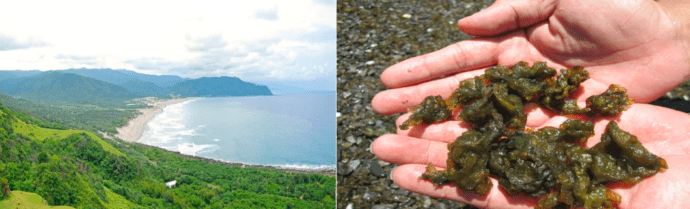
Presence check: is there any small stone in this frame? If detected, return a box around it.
[365,118,375,125]
[395,189,409,196]
[423,196,432,208]
[365,60,375,65]
[434,202,448,209]
[399,198,415,208]
[362,191,380,202]
[346,203,353,209]
[378,159,390,167]
[349,159,361,171]
[346,135,356,143]
[338,162,353,176]
[390,194,409,202]
[367,159,386,177]
[371,204,395,209]
[342,91,352,98]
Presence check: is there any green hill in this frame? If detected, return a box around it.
[0,93,139,134]
[6,72,140,106]
[0,191,75,209]
[0,103,334,208]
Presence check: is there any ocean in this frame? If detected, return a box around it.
[138,92,336,170]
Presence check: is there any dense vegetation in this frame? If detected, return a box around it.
[0,94,139,134]
[4,72,142,106]
[0,103,335,208]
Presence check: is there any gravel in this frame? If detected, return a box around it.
[336,0,690,208]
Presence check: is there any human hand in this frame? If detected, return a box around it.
[372,103,690,208]
[372,0,690,115]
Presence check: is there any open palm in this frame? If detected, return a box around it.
[371,0,690,208]
[372,0,690,115]
[372,104,690,208]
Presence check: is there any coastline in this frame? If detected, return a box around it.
[115,97,195,142]
[134,142,336,176]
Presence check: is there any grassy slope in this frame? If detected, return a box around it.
[1,107,136,208]
[10,116,124,156]
[0,191,74,209]
[103,187,137,208]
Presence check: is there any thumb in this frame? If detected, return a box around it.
[458,0,557,36]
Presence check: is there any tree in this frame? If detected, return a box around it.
[1,178,10,198]
[38,151,49,163]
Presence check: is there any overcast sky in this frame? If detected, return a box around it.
[0,0,335,91]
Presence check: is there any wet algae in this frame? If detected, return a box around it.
[401,62,667,209]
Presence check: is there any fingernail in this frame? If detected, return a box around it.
[390,165,397,180]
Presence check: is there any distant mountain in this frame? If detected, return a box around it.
[118,69,187,87]
[0,69,187,88]
[117,79,167,96]
[0,70,42,80]
[0,69,274,104]
[61,68,140,85]
[6,72,140,105]
[61,68,187,87]
[0,70,42,93]
[0,77,23,94]
[169,76,272,97]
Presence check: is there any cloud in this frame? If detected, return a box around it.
[0,34,48,51]
[186,34,228,52]
[254,7,279,21]
[0,0,335,90]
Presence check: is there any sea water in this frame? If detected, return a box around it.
[138,92,335,170]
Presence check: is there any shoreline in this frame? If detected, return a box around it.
[115,97,195,143]
[134,142,336,176]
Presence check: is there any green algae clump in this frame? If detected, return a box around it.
[400,62,666,209]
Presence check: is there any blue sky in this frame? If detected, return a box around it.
[0,0,335,92]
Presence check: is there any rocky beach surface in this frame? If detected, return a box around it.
[336,0,690,209]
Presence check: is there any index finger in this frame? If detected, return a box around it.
[380,38,500,88]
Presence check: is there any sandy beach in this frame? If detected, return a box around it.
[115,97,195,142]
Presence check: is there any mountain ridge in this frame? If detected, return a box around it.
[0,69,273,105]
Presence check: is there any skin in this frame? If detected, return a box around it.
[371,0,690,208]
[372,0,690,115]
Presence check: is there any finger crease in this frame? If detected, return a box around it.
[509,3,522,30]
[451,43,468,73]
[420,54,435,79]
[425,140,433,165]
